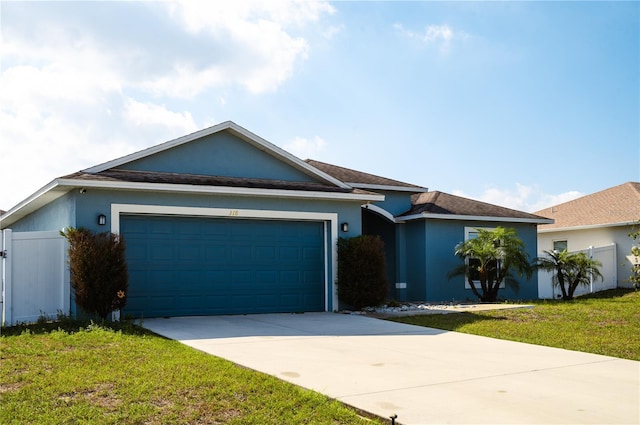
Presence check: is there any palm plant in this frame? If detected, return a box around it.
[449,227,532,302]
[536,249,603,300]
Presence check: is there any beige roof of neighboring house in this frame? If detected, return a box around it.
[535,182,640,230]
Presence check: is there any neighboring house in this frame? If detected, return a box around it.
[1,121,551,321]
[535,182,640,292]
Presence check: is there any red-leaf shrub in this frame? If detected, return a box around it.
[62,228,128,320]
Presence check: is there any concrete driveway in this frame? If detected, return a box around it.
[143,312,639,425]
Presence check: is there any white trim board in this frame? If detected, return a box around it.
[538,221,636,233]
[350,183,428,193]
[362,204,398,223]
[110,203,338,312]
[400,212,553,224]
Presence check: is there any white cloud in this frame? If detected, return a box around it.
[284,136,327,159]
[167,0,335,33]
[153,0,335,95]
[394,23,466,54]
[322,25,343,39]
[452,183,584,213]
[123,98,198,133]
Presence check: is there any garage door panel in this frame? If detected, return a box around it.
[177,245,201,260]
[255,246,276,260]
[304,269,324,283]
[204,245,226,261]
[150,245,173,261]
[205,270,228,282]
[149,220,173,235]
[303,246,322,260]
[279,270,298,283]
[230,245,251,261]
[257,294,279,306]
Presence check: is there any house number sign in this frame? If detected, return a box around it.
[229,210,239,216]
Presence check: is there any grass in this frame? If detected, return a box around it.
[0,319,382,425]
[389,288,640,361]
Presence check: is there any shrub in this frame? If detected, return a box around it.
[61,227,128,320]
[337,235,387,309]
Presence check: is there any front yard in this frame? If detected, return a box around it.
[2,289,637,424]
[390,289,640,361]
[0,320,381,425]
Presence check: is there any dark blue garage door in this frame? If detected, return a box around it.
[121,215,325,317]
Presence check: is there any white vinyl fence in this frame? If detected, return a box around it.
[1,229,70,327]
[538,243,618,299]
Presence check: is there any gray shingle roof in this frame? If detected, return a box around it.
[400,191,551,222]
[61,169,355,193]
[305,159,426,190]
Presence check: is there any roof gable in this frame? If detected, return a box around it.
[535,182,640,230]
[86,121,349,189]
[399,191,552,224]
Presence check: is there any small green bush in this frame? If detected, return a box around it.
[337,235,387,309]
[61,227,129,320]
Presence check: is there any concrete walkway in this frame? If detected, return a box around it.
[143,313,639,425]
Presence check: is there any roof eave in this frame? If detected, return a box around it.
[538,221,637,233]
[56,178,384,202]
[349,183,428,193]
[399,212,554,225]
[0,180,73,229]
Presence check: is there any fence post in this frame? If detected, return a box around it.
[1,230,3,332]
[1,229,13,327]
[611,243,617,288]
[588,246,594,293]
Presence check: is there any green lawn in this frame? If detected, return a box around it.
[390,289,640,361]
[0,320,381,425]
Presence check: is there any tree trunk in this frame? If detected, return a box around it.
[467,277,483,301]
[557,268,569,300]
[566,272,583,300]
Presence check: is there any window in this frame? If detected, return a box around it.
[463,227,504,289]
[553,240,567,252]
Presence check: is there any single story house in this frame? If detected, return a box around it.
[535,182,640,292]
[1,121,551,320]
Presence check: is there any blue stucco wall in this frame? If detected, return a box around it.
[405,219,539,302]
[405,220,427,300]
[371,191,413,216]
[8,192,76,232]
[117,131,317,183]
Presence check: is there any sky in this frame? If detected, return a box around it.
[1,0,638,213]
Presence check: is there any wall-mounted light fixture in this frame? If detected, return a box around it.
[97,214,107,226]
[341,222,349,232]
